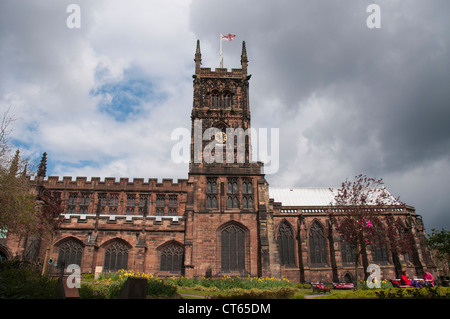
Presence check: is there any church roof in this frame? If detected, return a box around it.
[269,187,399,207]
[269,187,338,207]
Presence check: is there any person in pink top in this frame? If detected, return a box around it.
[422,269,435,287]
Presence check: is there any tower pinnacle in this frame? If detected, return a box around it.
[241,41,248,73]
[194,40,202,74]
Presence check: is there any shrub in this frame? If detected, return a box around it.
[147,278,177,298]
[102,270,178,298]
[79,283,108,299]
[375,287,450,299]
[167,275,294,291]
[0,260,58,298]
[107,279,125,299]
[213,287,297,299]
[359,279,393,290]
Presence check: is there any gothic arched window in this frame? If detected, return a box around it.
[277,222,296,267]
[160,244,184,273]
[58,240,83,267]
[372,238,390,264]
[211,90,220,108]
[223,90,232,108]
[221,224,246,272]
[309,221,327,266]
[340,236,356,265]
[104,242,129,272]
[371,219,390,264]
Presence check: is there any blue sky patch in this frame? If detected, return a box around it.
[91,67,165,122]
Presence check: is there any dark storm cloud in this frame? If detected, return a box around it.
[189,0,450,230]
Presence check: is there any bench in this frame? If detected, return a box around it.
[332,283,356,290]
[390,279,409,288]
[311,282,331,293]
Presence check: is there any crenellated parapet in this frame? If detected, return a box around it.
[27,175,193,219]
[30,175,191,191]
[60,213,185,231]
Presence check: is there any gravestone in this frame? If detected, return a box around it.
[94,266,103,280]
[118,277,148,299]
[55,276,80,299]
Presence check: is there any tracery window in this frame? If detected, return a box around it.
[211,90,220,108]
[371,219,390,264]
[340,236,356,265]
[169,195,178,207]
[98,193,106,214]
[67,192,78,214]
[223,90,232,108]
[242,179,253,209]
[104,242,129,272]
[227,178,239,209]
[126,194,136,214]
[210,90,233,108]
[277,222,296,267]
[160,244,184,273]
[371,238,390,264]
[206,178,218,209]
[221,224,246,272]
[156,195,165,207]
[206,196,218,209]
[309,221,327,266]
[58,240,83,267]
[138,194,149,215]
[79,193,90,214]
[108,193,119,214]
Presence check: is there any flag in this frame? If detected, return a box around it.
[221,33,236,41]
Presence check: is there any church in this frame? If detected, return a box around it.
[0,41,435,283]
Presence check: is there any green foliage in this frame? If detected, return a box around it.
[359,280,393,290]
[375,287,450,299]
[100,270,178,298]
[0,260,57,298]
[317,289,378,299]
[167,275,294,291]
[107,280,125,299]
[427,228,450,264]
[212,287,297,299]
[147,278,177,297]
[79,282,108,299]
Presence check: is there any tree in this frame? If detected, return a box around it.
[0,110,63,252]
[0,149,37,236]
[426,228,450,275]
[330,174,402,287]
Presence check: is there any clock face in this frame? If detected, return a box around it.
[214,132,227,144]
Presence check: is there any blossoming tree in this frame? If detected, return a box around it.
[330,174,403,287]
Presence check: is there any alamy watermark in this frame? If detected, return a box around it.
[366,264,381,288]
[66,4,81,29]
[66,264,81,289]
[65,3,381,30]
[171,120,279,174]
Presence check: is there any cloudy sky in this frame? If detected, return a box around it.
[1,0,449,231]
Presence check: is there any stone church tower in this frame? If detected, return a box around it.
[184,40,280,278]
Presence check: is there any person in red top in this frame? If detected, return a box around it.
[401,270,421,287]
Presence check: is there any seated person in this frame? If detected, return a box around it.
[422,270,435,287]
[401,270,421,288]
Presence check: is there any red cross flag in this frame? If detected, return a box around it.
[219,34,236,68]
[221,33,236,41]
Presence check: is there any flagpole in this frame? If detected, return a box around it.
[220,34,223,68]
